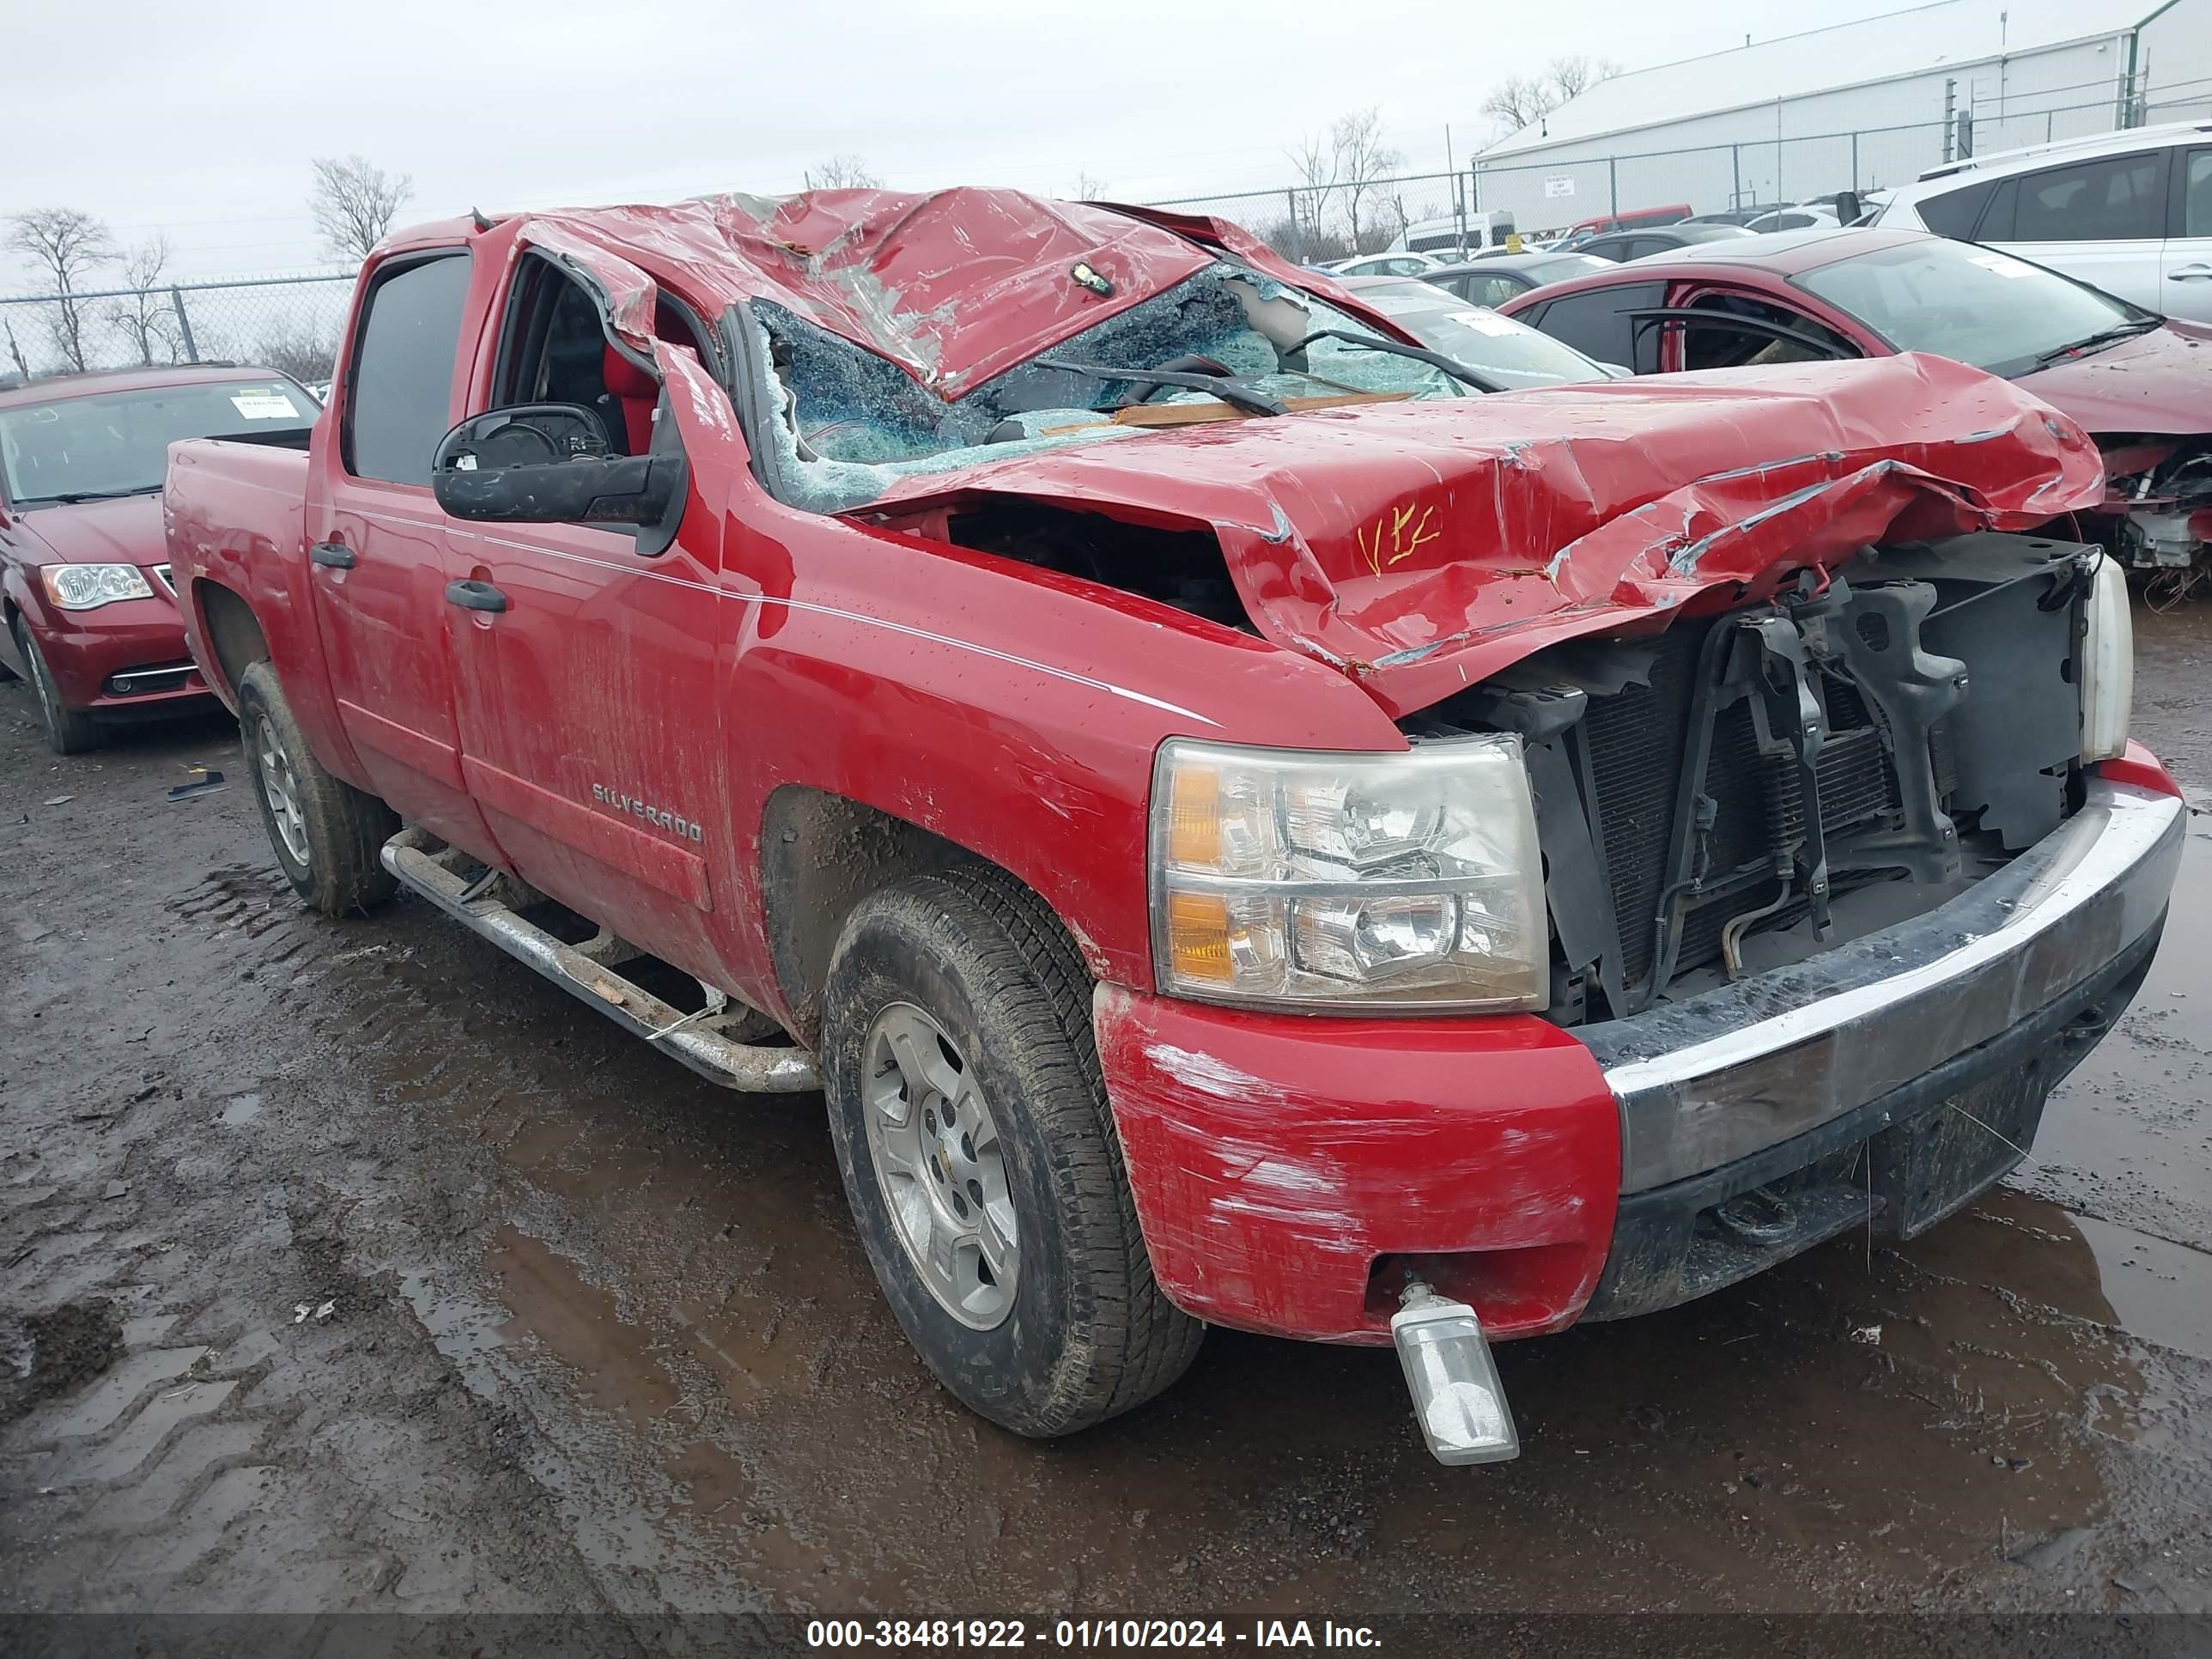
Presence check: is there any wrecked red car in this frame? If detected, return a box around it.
[162,190,2182,1465]
[1496,228,2212,599]
[0,367,319,751]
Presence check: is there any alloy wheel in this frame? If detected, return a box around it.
[254,712,311,868]
[860,1001,1018,1329]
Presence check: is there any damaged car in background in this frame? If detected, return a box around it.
[1498,227,2212,607]
[163,188,2183,1467]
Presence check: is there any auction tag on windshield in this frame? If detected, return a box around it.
[230,388,301,420]
[1968,252,2034,279]
[1447,309,1518,335]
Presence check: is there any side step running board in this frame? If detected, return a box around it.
[380,828,820,1093]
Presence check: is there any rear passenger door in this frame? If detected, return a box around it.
[1982,149,2169,313]
[2160,146,2212,323]
[307,249,501,857]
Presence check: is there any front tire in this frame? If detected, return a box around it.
[13,617,100,755]
[236,659,398,916]
[823,864,1203,1438]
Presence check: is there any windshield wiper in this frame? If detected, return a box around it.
[1032,357,1285,417]
[1291,329,1507,395]
[35,487,161,505]
[2033,316,2161,368]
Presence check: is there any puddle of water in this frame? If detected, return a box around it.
[488,1224,678,1425]
[2069,1212,2212,1363]
[2027,830,2212,1269]
[396,1268,510,1405]
[220,1093,262,1127]
[503,1118,585,1172]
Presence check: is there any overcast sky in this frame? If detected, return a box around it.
[7,0,1898,285]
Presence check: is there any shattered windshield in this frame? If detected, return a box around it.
[751,264,1474,514]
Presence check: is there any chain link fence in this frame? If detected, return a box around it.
[0,271,354,387]
[1149,77,2212,260]
[7,72,2211,383]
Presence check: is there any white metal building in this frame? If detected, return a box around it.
[1474,0,2212,228]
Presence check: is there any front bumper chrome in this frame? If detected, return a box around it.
[1580,777,2185,1194]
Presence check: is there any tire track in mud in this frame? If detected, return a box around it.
[3,714,649,1630]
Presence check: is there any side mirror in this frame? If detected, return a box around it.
[1833,191,1863,226]
[431,403,686,545]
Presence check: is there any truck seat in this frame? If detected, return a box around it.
[601,343,659,455]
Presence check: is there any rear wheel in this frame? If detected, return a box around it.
[822,864,1203,1437]
[236,659,398,915]
[13,617,100,755]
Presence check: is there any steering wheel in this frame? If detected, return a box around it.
[1119,354,1239,405]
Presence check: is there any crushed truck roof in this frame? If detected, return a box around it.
[453,188,1370,403]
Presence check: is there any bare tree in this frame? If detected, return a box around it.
[3,314,29,381]
[310,155,414,263]
[252,313,343,386]
[803,154,883,190]
[1072,171,1109,201]
[1332,107,1406,252]
[1285,127,1340,242]
[105,234,183,367]
[1548,53,1621,102]
[1482,57,1625,136]
[1480,73,1558,135]
[5,208,117,374]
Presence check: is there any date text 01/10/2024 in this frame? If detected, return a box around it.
[804,1620,1383,1649]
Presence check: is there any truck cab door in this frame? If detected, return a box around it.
[307,248,503,859]
[435,253,727,973]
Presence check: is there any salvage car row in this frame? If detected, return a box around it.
[0,167,2192,1469]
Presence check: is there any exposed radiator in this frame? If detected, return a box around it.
[1578,625,1704,994]
[1578,621,1908,1010]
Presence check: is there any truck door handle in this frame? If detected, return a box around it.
[446,579,509,613]
[2169,264,2212,281]
[309,541,356,569]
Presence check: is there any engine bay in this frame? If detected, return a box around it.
[1419,532,2106,1027]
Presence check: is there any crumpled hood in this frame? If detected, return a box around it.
[10,492,166,567]
[868,353,2104,716]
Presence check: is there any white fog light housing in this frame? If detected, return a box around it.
[2080,552,2132,763]
[1149,734,1545,1012]
[1392,1282,1520,1466]
[42,562,155,611]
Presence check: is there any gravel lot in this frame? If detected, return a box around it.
[2,603,2209,1650]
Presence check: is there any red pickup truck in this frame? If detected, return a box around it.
[166,188,2184,1465]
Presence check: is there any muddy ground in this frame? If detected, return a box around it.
[2,604,2209,1650]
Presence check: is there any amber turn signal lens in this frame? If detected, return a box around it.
[1165,890,1234,983]
[1167,765,1220,867]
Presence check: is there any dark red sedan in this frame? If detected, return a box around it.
[1498,227,2212,587]
[0,366,319,751]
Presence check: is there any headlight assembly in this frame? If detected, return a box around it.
[2079,551,2132,763]
[1149,736,1547,1012]
[41,563,155,611]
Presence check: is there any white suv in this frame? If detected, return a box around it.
[1874,120,2212,321]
